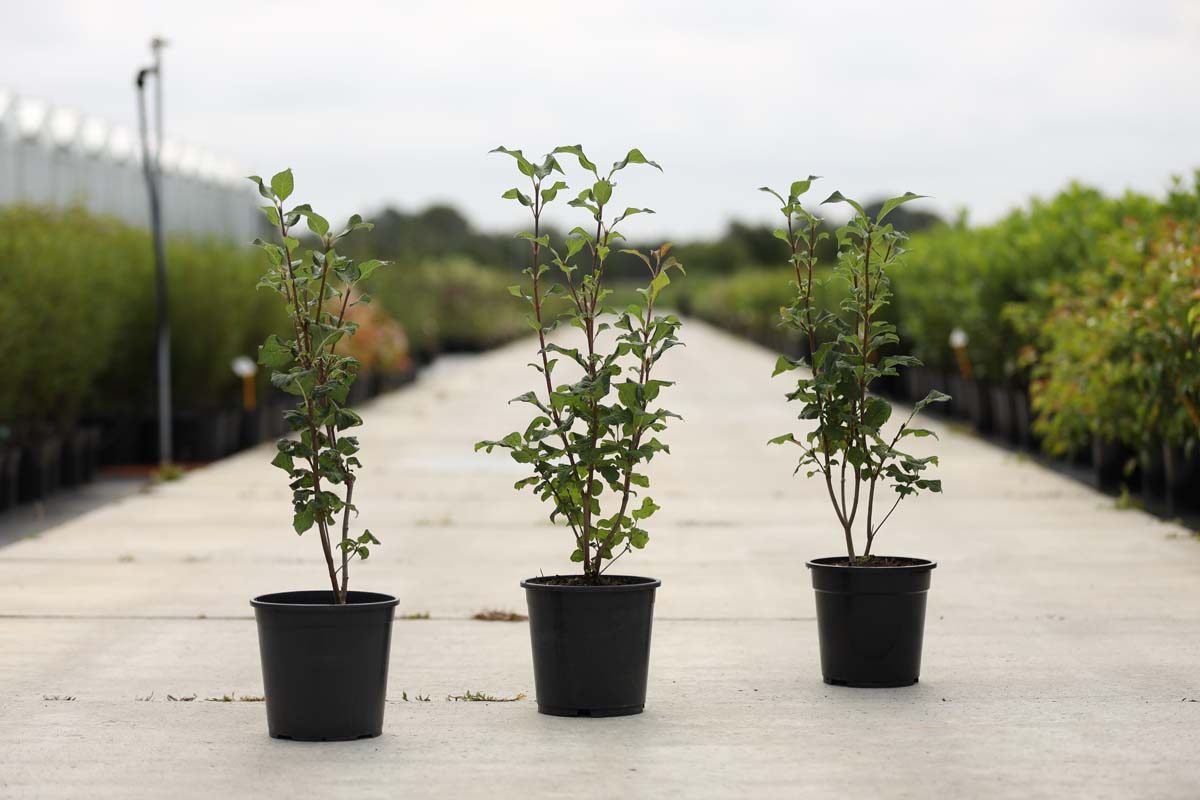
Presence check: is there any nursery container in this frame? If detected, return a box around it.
[522,575,659,717]
[1010,390,1034,449]
[251,590,398,741]
[807,557,935,687]
[0,448,21,511]
[18,436,63,502]
[989,386,1017,443]
[1090,438,1130,492]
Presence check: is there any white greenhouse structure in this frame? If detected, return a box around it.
[0,88,257,241]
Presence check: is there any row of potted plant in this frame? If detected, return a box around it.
[684,174,1200,514]
[248,157,950,740]
[0,204,532,512]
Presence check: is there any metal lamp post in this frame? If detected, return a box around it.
[136,36,172,466]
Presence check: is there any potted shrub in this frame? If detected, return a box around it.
[477,145,683,716]
[763,179,948,687]
[246,169,396,740]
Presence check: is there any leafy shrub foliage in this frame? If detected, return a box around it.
[1021,213,1200,462]
[477,145,684,581]
[0,206,287,438]
[251,169,387,602]
[763,179,947,561]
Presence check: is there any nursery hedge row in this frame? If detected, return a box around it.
[684,175,1200,492]
[0,206,530,448]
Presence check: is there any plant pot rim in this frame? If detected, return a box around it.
[806,556,936,573]
[520,575,661,593]
[250,590,399,611]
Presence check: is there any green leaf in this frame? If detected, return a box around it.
[647,270,670,303]
[632,496,660,520]
[789,175,820,199]
[304,210,329,237]
[502,187,533,207]
[357,259,387,281]
[915,389,952,411]
[552,144,598,174]
[758,186,786,207]
[257,335,292,369]
[541,181,568,202]
[292,507,314,534]
[820,190,865,218]
[270,169,294,202]
[876,192,928,224]
[610,148,661,174]
[862,397,892,430]
[772,355,801,376]
[248,175,272,200]
[593,180,613,206]
[490,146,535,177]
[617,382,640,411]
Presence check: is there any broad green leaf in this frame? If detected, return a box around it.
[789,175,820,199]
[876,192,929,224]
[270,169,294,202]
[647,270,670,303]
[593,180,613,206]
[820,190,865,218]
[610,148,661,174]
[258,334,292,369]
[490,146,535,177]
[552,144,598,174]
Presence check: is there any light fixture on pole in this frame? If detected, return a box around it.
[135,36,172,466]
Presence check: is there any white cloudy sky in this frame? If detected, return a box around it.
[4,0,1199,238]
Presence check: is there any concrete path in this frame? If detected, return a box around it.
[2,320,1198,799]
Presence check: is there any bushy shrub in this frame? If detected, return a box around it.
[88,234,290,415]
[894,184,1158,382]
[0,207,300,437]
[0,207,133,437]
[687,266,849,353]
[1024,215,1200,460]
[366,256,530,358]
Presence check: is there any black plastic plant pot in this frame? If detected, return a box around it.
[521,575,660,717]
[250,590,398,741]
[806,557,936,687]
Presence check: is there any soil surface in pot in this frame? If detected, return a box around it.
[829,556,929,568]
[528,575,650,587]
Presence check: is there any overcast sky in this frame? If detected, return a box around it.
[4,0,1199,239]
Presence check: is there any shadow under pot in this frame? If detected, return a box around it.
[806,557,936,687]
[521,575,660,717]
[250,590,398,741]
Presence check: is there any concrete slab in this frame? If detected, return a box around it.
[1,320,1198,798]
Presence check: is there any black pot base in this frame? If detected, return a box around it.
[537,703,644,718]
[824,677,918,688]
[272,731,381,742]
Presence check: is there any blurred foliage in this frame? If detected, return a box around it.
[895,184,1160,379]
[1019,213,1200,460]
[0,207,132,436]
[364,257,532,359]
[684,173,1200,466]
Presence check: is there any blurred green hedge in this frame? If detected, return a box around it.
[365,256,531,359]
[679,174,1200,464]
[0,207,533,445]
[0,206,288,440]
